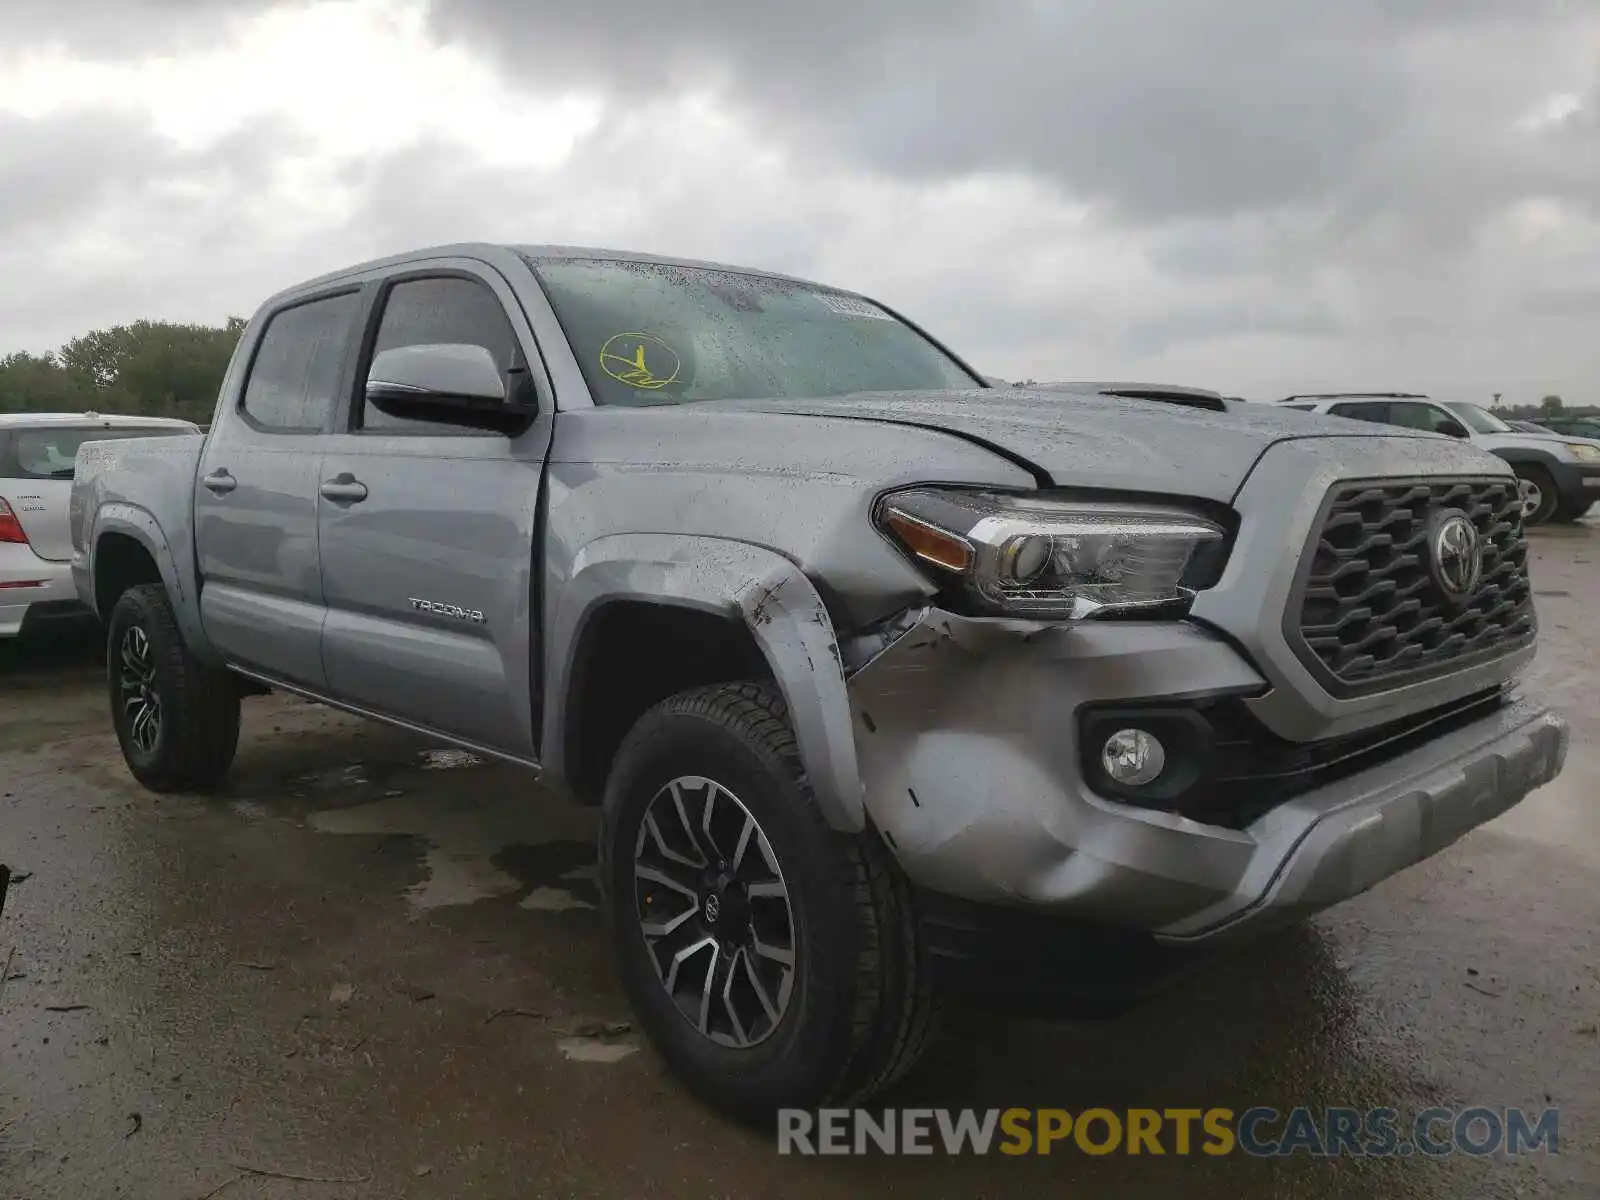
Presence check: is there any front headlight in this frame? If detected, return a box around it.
[1564,443,1600,462]
[877,488,1228,619]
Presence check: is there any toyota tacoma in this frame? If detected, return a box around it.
[69,244,1568,1114]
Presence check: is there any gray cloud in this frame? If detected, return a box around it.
[428,0,1578,226]
[1,0,1597,408]
[0,109,320,348]
[0,111,172,235]
[3,0,290,57]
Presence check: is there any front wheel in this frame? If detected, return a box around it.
[106,583,240,792]
[1514,465,1558,526]
[600,682,936,1117]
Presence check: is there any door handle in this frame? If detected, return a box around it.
[320,475,368,503]
[202,469,237,495]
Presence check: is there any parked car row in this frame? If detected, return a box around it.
[1528,414,1600,439]
[1274,393,1600,525]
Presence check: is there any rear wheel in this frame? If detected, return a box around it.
[600,682,936,1117]
[1514,464,1558,526]
[107,584,240,792]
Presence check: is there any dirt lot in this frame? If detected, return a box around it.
[2,523,1597,1199]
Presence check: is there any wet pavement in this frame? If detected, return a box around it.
[2,524,1598,1199]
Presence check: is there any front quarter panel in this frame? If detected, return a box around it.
[545,534,865,831]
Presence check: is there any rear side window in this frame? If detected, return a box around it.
[1383,403,1461,434]
[241,292,360,431]
[1329,402,1392,425]
[0,427,196,480]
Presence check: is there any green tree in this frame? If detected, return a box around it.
[55,318,246,423]
[1541,394,1564,414]
[0,352,98,414]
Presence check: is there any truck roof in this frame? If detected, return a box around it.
[270,242,827,308]
[0,412,199,429]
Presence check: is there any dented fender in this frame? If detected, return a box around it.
[544,534,865,831]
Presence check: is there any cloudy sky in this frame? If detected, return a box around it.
[1,0,1596,403]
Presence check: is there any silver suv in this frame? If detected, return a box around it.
[1279,393,1600,524]
[69,245,1568,1113]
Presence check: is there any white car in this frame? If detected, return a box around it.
[2,413,201,639]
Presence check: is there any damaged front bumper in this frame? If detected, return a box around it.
[845,608,1568,944]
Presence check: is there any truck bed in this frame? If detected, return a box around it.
[70,433,206,626]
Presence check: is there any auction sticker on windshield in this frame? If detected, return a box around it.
[600,332,682,390]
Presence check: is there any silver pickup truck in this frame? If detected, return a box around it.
[70,244,1568,1114]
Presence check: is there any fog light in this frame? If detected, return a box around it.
[1101,729,1166,787]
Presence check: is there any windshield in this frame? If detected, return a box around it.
[530,258,981,406]
[1443,402,1513,435]
[0,426,195,480]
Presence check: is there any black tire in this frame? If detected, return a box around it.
[106,583,240,793]
[1514,464,1558,526]
[599,682,937,1117]
[1552,498,1594,523]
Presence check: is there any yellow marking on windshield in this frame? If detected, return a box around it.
[600,332,682,390]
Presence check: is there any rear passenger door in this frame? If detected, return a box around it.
[195,290,360,687]
[316,264,552,759]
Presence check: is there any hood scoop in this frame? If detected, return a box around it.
[1036,381,1228,412]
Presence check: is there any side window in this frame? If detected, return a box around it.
[360,276,519,433]
[1330,402,1392,425]
[241,292,360,431]
[1386,404,1460,434]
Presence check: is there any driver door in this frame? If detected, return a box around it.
[316,264,553,760]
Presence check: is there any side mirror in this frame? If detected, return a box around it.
[365,343,534,435]
[1437,419,1470,439]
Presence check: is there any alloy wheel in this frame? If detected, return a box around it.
[118,625,161,756]
[632,775,797,1048]
[1521,479,1543,520]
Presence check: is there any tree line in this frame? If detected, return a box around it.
[0,318,246,425]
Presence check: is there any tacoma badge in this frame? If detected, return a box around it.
[408,598,487,624]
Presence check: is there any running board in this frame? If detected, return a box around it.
[225,665,543,774]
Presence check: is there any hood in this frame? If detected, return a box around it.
[706,389,1428,504]
[1476,430,1600,454]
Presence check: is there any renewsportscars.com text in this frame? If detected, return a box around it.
[777,1106,1560,1157]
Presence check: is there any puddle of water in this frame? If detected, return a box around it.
[557,1036,639,1063]
[519,886,594,912]
[293,764,371,790]
[495,844,599,911]
[306,785,598,912]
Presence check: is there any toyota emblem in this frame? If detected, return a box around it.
[1429,511,1482,602]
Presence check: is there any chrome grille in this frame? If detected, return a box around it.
[1289,477,1534,695]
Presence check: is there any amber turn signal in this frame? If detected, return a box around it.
[883,508,974,573]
